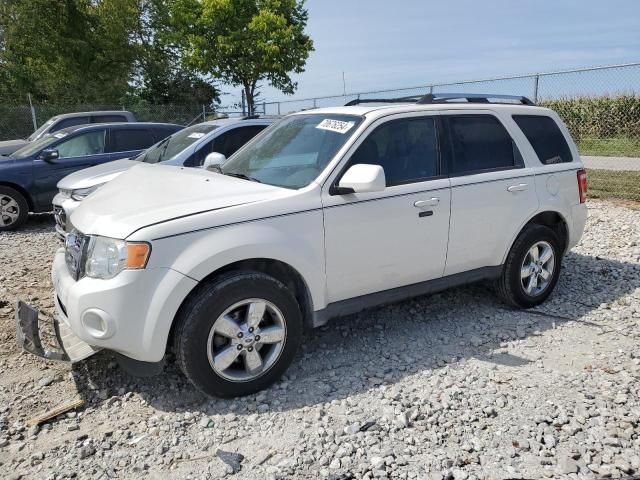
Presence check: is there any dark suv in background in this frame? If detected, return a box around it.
[0,122,182,230]
[0,110,137,156]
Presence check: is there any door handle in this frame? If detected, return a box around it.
[414,197,439,208]
[507,183,528,193]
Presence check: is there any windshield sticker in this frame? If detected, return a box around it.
[316,119,355,134]
[53,133,67,139]
[187,132,205,139]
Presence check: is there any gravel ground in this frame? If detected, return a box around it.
[0,200,639,480]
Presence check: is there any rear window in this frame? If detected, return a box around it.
[513,115,573,164]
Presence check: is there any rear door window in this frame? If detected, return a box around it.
[50,116,90,133]
[109,128,154,152]
[513,115,573,164]
[91,114,128,123]
[445,115,520,175]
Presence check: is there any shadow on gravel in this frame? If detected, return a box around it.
[16,212,56,232]
[71,251,640,414]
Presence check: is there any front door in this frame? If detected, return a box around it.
[323,114,451,303]
[32,129,109,209]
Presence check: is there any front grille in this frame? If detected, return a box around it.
[64,231,89,281]
[53,206,66,232]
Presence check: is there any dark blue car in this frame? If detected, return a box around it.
[0,122,182,230]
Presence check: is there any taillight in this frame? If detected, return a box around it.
[577,169,587,203]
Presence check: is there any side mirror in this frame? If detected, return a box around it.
[337,164,386,194]
[40,148,59,162]
[203,152,226,172]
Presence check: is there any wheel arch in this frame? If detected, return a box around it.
[167,257,315,354]
[0,181,34,211]
[503,210,570,264]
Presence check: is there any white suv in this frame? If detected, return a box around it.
[17,94,588,398]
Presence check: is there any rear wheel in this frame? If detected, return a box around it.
[0,186,28,231]
[174,271,303,398]
[496,224,561,308]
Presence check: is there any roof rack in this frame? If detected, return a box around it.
[344,95,423,106]
[345,92,535,107]
[417,93,535,105]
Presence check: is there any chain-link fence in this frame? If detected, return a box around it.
[258,62,640,201]
[1,63,639,200]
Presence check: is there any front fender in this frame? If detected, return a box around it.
[148,210,327,311]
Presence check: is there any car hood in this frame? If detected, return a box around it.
[71,163,286,239]
[0,139,28,156]
[57,159,139,190]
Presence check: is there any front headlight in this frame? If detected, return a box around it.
[85,236,151,279]
[71,183,105,201]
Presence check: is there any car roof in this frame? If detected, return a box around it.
[50,110,134,120]
[198,116,279,127]
[290,102,554,120]
[53,122,182,136]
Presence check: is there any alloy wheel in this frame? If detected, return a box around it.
[520,241,555,296]
[0,194,20,227]
[206,298,287,382]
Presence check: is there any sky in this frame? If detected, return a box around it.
[220,0,640,107]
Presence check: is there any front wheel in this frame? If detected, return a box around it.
[174,272,303,398]
[496,224,562,308]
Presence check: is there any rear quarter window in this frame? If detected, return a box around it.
[512,115,573,164]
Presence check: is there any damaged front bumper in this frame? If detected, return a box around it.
[15,300,99,362]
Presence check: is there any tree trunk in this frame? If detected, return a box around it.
[244,83,254,116]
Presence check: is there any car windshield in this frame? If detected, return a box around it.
[27,118,56,141]
[9,132,65,158]
[136,124,218,164]
[221,114,363,189]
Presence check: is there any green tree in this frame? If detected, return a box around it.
[0,0,137,103]
[173,0,314,114]
[133,0,219,106]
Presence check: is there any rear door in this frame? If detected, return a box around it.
[107,127,156,160]
[32,129,109,208]
[442,111,538,275]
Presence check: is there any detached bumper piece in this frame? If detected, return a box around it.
[15,300,99,362]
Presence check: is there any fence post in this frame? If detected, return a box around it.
[27,94,38,130]
[241,90,246,116]
[263,101,266,115]
[429,85,433,94]
[202,104,206,121]
[313,98,317,109]
[277,102,281,115]
[533,74,539,103]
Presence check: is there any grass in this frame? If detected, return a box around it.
[577,136,640,157]
[586,169,640,202]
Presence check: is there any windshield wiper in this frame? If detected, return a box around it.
[223,172,262,183]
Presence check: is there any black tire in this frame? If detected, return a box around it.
[0,186,28,231]
[174,271,303,398]
[496,224,562,308]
